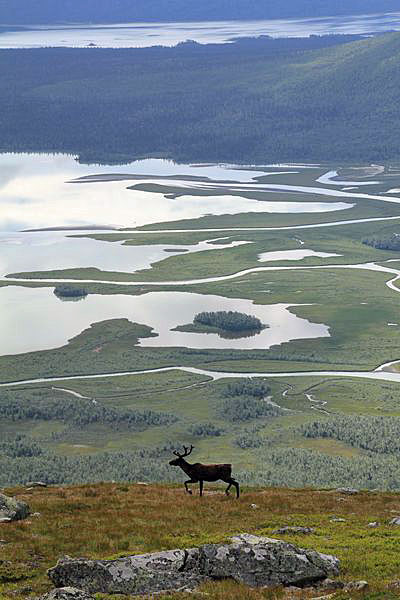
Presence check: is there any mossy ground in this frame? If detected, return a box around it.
[1,484,400,599]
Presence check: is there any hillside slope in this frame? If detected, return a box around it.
[1,483,400,599]
[1,32,400,162]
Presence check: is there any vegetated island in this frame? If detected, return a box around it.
[53,284,88,300]
[174,310,267,339]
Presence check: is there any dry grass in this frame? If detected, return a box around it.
[1,483,400,599]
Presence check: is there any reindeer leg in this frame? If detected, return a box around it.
[199,480,204,497]
[184,479,197,495]
[223,478,240,499]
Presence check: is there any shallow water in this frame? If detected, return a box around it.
[0,13,399,48]
[257,249,341,262]
[0,153,355,231]
[0,287,329,355]
[0,231,251,276]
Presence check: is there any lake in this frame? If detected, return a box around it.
[0,286,329,354]
[0,153,354,232]
[0,13,399,48]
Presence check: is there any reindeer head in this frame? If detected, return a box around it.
[169,445,194,466]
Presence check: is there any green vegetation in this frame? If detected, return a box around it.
[218,396,283,422]
[193,310,264,333]
[53,284,88,298]
[3,483,400,599]
[300,416,400,454]
[3,362,400,490]
[2,32,400,163]
[363,232,400,251]
[188,422,224,437]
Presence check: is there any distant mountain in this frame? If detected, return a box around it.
[0,0,399,25]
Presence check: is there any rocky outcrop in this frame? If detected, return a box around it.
[48,534,339,595]
[0,493,30,522]
[39,588,94,600]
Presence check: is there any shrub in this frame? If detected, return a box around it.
[188,422,224,437]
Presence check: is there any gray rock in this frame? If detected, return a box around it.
[48,534,339,595]
[344,580,369,591]
[335,488,359,495]
[389,517,400,526]
[26,481,47,488]
[367,522,380,528]
[39,588,94,600]
[0,493,30,522]
[316,578,344,590]
[272,526,315,535]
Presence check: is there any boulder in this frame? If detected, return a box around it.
[48,534,339,595]
[335,488,359,495]
[0,493,30,522]
[389,517,400,526]
[39,588,95,600]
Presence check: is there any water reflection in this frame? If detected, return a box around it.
[0,13,399,48]
[0,230,251,276]
[0,287,329,355]
[0,153,354,231]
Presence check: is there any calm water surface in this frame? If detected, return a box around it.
[0,287,329,355]
[0,153,353,231]
[0,13,399,48]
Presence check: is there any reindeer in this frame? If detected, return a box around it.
[169,445,240,498]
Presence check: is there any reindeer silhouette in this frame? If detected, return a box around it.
[169,445,240,498]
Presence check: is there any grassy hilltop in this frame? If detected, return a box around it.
[2,483,400,599]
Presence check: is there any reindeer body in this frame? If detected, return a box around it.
[169,446,240,498]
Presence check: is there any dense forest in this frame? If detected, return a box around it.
[194,311,263,332]
[0,32,399,163]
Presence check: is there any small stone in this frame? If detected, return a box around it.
[389,517,400,526]
[316,578,344,590]
[344,580,369,591]
[330,518,346,523]
[386,580,400,590]
[26,481,47,488]
[367,522,380,528]
[136,482,149,486]
[250,504,258,509]
[272,526,315,535]
[32,512,41,518]
[39,588,95,600]
[0,517,12,523]
[335,488,359,495]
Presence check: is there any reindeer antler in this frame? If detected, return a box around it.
[173,445,194,458]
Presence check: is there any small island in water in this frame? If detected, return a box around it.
[53,285,88,301]
[174,310,267,339]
